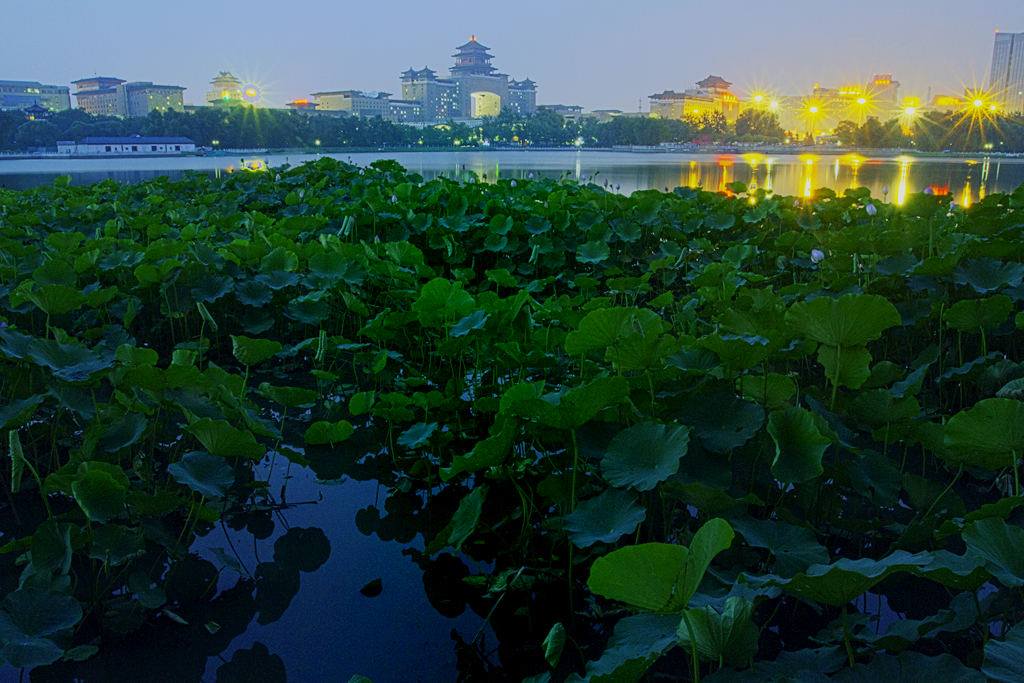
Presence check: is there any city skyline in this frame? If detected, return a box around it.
[1,0,1020,112]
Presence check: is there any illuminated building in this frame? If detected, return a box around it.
[538,104,585,121]
[0,80,70,112]
[73,77,185,117]
[989,31,1024,114]
[399,37,536,121]
[400,67,458,120]
[869,74,900,105]
[649,75,740,121]
[71,77,125,116]
[207,72,243,105]
[312,90,391,117]
[387,99,423,122]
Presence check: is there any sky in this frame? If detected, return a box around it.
[2,0,1019,112]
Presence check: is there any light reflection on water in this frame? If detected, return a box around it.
[2,150,1023,205]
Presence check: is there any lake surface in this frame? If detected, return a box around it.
[2,150,1023,205]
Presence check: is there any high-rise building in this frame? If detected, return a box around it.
[73,77,185,117]
[989,31,1024,114]
[0,80,71,112]
[649,75,739,122]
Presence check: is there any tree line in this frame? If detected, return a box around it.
[1,105,1021,152]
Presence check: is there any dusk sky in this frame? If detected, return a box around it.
[3,0,1019,111]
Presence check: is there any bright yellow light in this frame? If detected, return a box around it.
[769,100,778,109]
[973,99,984,107]
[808,106,819,114]
[904,106,916,116]
[989,104,997,111]
[856,97,866,105]
[753,94,764,103]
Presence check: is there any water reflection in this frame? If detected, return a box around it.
[2,151,1023,201]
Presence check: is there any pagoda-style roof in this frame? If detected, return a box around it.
[454,36,491,53]
[696,75,732,89]
[401,66,438,80]
[509,78,536,90]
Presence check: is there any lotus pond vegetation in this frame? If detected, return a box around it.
[1,158,1024,681]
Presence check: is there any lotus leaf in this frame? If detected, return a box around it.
[168,450,235,499]
[188,418,266,458]
[71,469,126,523]
[563,489,647,548]
[587,518,734,613]
[944,398,1024,470]
[676,596,759,667]
[785,293,901,347]
[984,622,1024,683]
[230,334,282,366]
[601,422,691,492]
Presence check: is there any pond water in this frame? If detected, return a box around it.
[2,149,1023,204]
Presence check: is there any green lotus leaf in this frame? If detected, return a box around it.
[25,338,111,382]
[587,518,734,613]
[187,418,265,459]
[22,284,85,315]
[953,257,1024,293]
[730,516,829,577]
[0,395,44,430]
[577,240,610,264]
[963,518,1024,588]
[996,378,1024,400]
[235,279,274,306]
[984,622,1024,683]
[168,450,235,499]
[260,246,299,273]
[442,416,517,481]
[835,651,984,683]
[412,277,476,326]
[425,485,487,556]
[308,250,351,281]
[230,334,282,366]
[785,293,901,347]
[563,489,647,548]
[396,422,437,448]
[451,309,488,337]
[583,614,681,682]
[28,520,73,577]
[767,406,831,483]
[565,307,645,355]
[543,622,566,669]
[0,589,82,668]
[944,294,1013,331]
[190,274,234,303]
[676,596,759,667]
[817,343,873,389]
[89,524,145,566]
[739,373,797,410]
[704,213,736,230]
[114,344,158,367]
[483,234,509,252]
[98,412,148,452]
[677,390,764,454]
[601,422,691,492]
[303,420,354,446]
[71,469,126,523]
[943,398,1024,470]
[257,383,319,408]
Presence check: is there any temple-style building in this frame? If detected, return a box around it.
[400,37,536,120]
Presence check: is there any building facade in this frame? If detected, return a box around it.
[73,77,185,117]
[208,72,243,105]
[312,90,391,117]
[399,37,537,121]
[0,80,70,112]
[989,31,1024,114]
[57,135,196,155]
[649,75,739,122]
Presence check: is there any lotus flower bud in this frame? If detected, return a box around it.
[810,249,825,263]
[865,203,877,216]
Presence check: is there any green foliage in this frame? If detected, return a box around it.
[0,157,1023,679]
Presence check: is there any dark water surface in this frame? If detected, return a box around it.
[2,150,1023,204]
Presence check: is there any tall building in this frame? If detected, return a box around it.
[312,90,392,117]
[989,31,1024,114]
[0,80,70,112]
[73,77,185,117]
[399,37,536,121]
